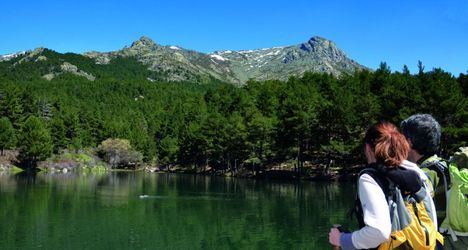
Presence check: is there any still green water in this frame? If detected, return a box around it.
[0,172,356,249]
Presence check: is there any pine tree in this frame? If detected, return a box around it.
[18,116,53,168]
[49,116,66,153]
[0,117,16,155]
[0,86,24,128]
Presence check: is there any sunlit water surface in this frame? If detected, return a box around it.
[0,172,356,249]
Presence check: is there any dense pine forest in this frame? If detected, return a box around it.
[0,49,466,173]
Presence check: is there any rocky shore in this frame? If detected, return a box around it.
[1,148,364,182]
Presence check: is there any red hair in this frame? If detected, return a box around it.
[364,122,410,167]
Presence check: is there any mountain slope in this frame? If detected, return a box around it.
[1,35,367,84]
[85,36,240,84]
[211,36,363,82]
[84,36,366,84]
[0,48,155,82]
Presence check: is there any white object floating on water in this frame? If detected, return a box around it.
[139,195,149,199]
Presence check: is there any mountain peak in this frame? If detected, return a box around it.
[299,35,342,56]
[131,36,157,48]
[306,36,335,48]
[308,35,328,42]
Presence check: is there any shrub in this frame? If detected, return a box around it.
[97,138,143,169]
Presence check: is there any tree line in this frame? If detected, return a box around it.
[0,54,466,171]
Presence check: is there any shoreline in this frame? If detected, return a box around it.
[1,149,364,182]
[142,163,365,182]
[1,162,364,182]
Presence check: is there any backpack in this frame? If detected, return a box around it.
[439,147,468,241]
[352,165,444,249]
[420,155,451,223]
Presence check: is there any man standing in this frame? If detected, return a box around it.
[401,114,445,218]
[401,113,467,249]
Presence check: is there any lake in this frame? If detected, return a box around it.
[0,172,356,249]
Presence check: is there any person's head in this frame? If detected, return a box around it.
[400,114,441,161]
[364,121,410,168]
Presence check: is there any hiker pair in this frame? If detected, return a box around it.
[352,150,468,250]
[329,114,467,249]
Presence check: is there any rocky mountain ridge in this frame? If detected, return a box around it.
[85,36,366,84]
[1,36,366,84]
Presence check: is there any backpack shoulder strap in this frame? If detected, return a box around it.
[421,157,451,189]
[350,166,390,228]
[358,166,390,195]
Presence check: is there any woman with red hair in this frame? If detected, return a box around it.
[328,122,438,249]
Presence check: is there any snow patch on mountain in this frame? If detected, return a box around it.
[0,51,27,61]
[210,54,227,61]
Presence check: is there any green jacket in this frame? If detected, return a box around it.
[422,151,468,242]
[420,155,449,225]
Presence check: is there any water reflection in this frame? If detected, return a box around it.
[0,172,356,249]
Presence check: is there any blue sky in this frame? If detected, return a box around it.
[1,0,467,75]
